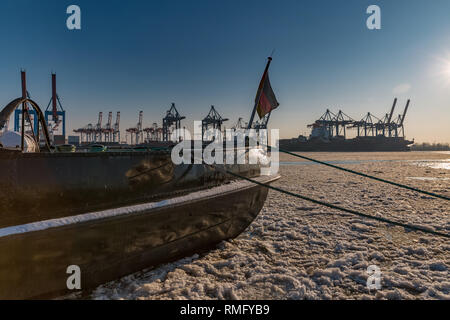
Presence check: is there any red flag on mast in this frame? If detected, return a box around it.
[255,61,279,118]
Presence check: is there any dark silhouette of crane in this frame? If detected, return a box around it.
[232,117,247,130]
[253,112,272,131]
[308,109,337,138]
[93,112,103,142]
[332,110,354,138]
[386,98,397,137]
[44,73,66,137]
[102,112,113,142]
[351,112,379,137]
[201,105,228,142]
[392,99,410,137]
[113,112,120,143]
[163,103,185,142]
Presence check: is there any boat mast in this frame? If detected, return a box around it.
[247,57,272,130]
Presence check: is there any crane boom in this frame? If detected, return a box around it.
[399,99,410,126]
[387,98,397,123]
[52,73,58,121]
[114,112,120,129]
[106,112,112,128]
[97,112,103,127]
[138,111,143,131]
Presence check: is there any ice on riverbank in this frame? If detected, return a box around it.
[92,152,449,300]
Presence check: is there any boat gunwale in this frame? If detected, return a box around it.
[0,149,172,159]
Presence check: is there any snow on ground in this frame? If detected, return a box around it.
[92,152,449,300]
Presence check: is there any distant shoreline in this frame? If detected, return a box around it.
[410,143,450,151]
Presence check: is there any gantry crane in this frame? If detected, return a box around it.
[232,117,247,130]
[44,73,66,138]
[351,112,381,137]
[113,112,120,143]
[144,122,162,142]
[93,112,103,142]
[102,112,113,142]
[392,99,410,137]
[308,109,336,138]
[201,105,228,141]
[126,111,143,145]
[162,103,185,142]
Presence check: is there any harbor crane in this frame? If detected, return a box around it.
[74,123,94,143]
[201,105,228,142]
[231,117,247,130]
[126,111,143,145]
[253,112,272,131]
[386,98,397,137]
[44,73,66,137]
[351,112,381,137]
[144,122,162,142]
[112,112,120,143]
[94,112,103,142]
[308,109,355,139]
[332,110,354,138]
[375,98,397,137]
[11,71,40,149]
[13,71,39,140]
[300,98,411,142]
[308,109,337,138]
[162,103,185,142]
[392,99,410,137]
[102,112,113,142]
[75,111,119,144]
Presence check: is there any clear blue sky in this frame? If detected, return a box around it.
[0,0,449,142]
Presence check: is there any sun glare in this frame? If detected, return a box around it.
[432,53,450,87]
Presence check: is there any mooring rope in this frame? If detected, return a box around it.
[209,164,450,239]
[269,145,450,202]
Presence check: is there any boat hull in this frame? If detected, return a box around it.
[0,175,278,299]
[0,150,260,228]
[279,136,414,152]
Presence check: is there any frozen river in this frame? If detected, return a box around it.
[92,151,449,300]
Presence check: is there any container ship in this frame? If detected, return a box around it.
[279,98,414,152]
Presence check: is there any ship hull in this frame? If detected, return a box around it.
[0,174,278,299]
[0,149,260,228]
[279,137,413,152]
